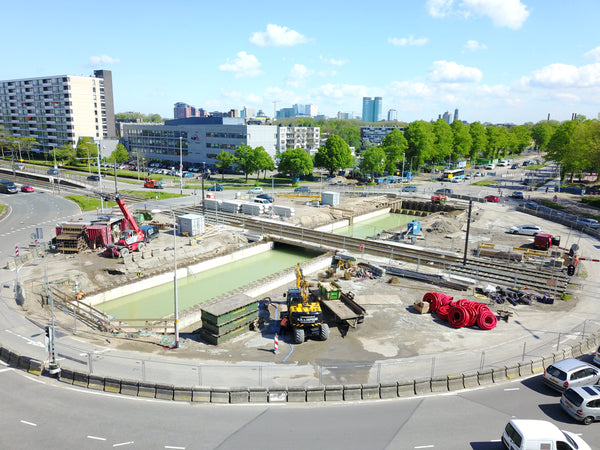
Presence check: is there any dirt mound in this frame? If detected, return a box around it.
[426,216,461,234]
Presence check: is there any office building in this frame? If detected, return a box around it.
[442,111,452,124]
[453,108,459,123]
[362,97,383,122]
[174,102,207,119]
[360,126,404,146]
[0,70,115,156]
[387,109,398,121]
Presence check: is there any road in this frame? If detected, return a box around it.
[1,363,598,449]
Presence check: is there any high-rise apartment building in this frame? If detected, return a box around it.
[387,109,398,121]
[442,111,452,124]
[453,108,459,122]
[0,70,115,155]
[362,97,382,122]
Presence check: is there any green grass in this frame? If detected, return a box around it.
[120,190,185,200]
[471,180,499,186]
[66,195,116,212]
[0,204,7,218]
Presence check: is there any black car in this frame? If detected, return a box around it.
[256,194,274,203]
[435,188,453,195]
[140,224,159,242]
[87,175,101,181]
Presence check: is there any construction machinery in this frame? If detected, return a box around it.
[143,178,164,189]
[431,194,447,205]
[103,193,146,258]
[281,264,329,344]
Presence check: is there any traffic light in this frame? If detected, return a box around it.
[45,326,50,338]
[567,264,576,276]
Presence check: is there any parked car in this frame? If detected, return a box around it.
[87,175,101,181]
[502,419,591,450]
[47,168,59,175]
[543,358,600,392]
[485,195,500,202]
[294,186,311,193]
[248,187,263,194]
[207,184,223,191]
[509,225,541,235]
[434,188,453,195]
[576,218,599,229]
[594,344,600,367]
[524,201,539,209]
[561,385,600,424]
[512,191,524,199]
[473,171,483,177]
[140,224,159,243]
[256,194,274,203]
[511,163,519,169]
[20,184,34,193]
[484,163,495,170]
[402,185,418,193]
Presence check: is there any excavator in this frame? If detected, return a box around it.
[281,264,329,344]
[103,193,146,258]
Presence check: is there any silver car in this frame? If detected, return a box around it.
[509,225,541,235]
[561,385,600,424]
[543,358,600,392]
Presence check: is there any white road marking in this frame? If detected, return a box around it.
[20,420,37,427]
[165,446,186,449]
[5,330,45,348]
[504,388,520,391]
[113,442,134,447]
[0,368,15,373]
[0,360,8,366]
[87,436,107,441]
[414,446,434,449]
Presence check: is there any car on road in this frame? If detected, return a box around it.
[87,174,101,181]
[434,188,453,195]
[523,201,539,209]
[484,163,495,170]
[543,358,600,392]
[20,184,34,192]
[576,218,599,229]
[248,187,263,194]
[473,171,483,177]
[511,163,519,169]
[561,385,600,425]
[256,194,274,203]
[402,185,417,193]
[502,419,591,450]
[512,191,524,199]
[47,168,59,175]
[294,186,311,193]
[509,225,541,235]
[594,345,600,367]
[207,184,223,191]
[0,180,18,194]
[484,195,500,202]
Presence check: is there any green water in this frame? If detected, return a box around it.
[334,213,418,239]
[100,245,319,319]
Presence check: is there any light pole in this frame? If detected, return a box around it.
[401,152,405,185]
[179,136,183,195]
[151,209,179,348]
[201,161,206,213]
[96,141,104,212]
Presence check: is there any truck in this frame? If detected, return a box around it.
[144,178,164,189]
[281,264,329,344]
[103,193,146,258]
[533,233,553,250]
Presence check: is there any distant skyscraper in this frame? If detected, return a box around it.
[453,108,459,123]
[387,109,398,121]
[362,97,383,122]
[174,102,191,119]
[442,111,452,124]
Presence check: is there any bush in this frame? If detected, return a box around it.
[581,197,600,209]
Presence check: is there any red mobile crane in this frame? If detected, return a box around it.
[103,193,146,258]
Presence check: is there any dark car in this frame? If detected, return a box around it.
[512,190,524,199]
[294,186,311,193]
[87,175,101,181]
[510,163,519,169]
[256,194,274,203]
[435,188,453,195]
[140,224,159,243]
[47,168,59,175]
[207,184,223,191]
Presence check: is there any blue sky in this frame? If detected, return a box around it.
[4,0,600,124]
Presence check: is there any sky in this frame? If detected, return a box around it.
[3,0,600,124]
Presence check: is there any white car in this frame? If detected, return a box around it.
[509,225,541,235]
[248,187,263,194]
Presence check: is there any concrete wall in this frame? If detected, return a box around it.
[314,207,391,233]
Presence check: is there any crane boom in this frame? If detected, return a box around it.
[114,193,141,233]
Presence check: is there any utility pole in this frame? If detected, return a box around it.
[44,263,60,376]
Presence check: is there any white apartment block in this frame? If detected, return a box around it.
[276,126,321,155]
[0,70,115,155]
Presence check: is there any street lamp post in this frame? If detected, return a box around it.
[201,161,206,213]
[179,137,183,195]
[151,209,179,348]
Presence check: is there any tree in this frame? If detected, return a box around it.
[234,144,259,182]
[277,148,313,184]
[359,146,386,177]
[108,144,129,164]
[76,137,98,171]
[509,126,532,154]
[314,134,353,176]
[546,120,580,181]
[451,120,472,160]
[54,144,76,164]
[254,146,274,180]
[404,121,434,171]
[215,150,236,181]
[431,119,453,163]
[531,122,553,150]
[380,129,408,174]
[573,119,600,180]
[469,122,488,160]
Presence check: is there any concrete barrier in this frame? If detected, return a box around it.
[492,367,506,383]
[580,338,590,354]
[28,359,43,376]
[72,371,89,388]
[431,376,447,393]
[414,378,431,395]
[570,342,582,358]
[192,387,211,403]
[287,386,306,402]
[138,382,156,398]
[88,374,105,391]
[505,364,519,379]
[306,386,325,402]
[58,368,74,384]
[397,381,415,397]
[325,385,343,402]
[268,388,287,403]
[518,361,533,377]
[17,356,31,372]
[379,382,398,399]
[248,387,267,403]
[531,357,544,374]
[104,377,121,393]
[477,369,493,386]
[361,384,380,400]
[229,387,249,404]
[8,350,19,367]
[155,383,174,401]
[211,388,230,403]
[174,387,193,402]
[343,384,362,401]
[562,347,573,360]
[0,347,9,363]
[447,375,464,391]
[120,379,139,396]
[543,355,555,369]
[463,372,479,388]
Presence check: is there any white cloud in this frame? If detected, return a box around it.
[319,56,349,67]
[250,24,309,47]
[464,40,487,51]
[521,62,600,88]
[584,46,600,62]
[429,60,482,83]
[87,54,120,65]
[388,81,433,98]
[218,51,262,78]
[312,84,370,101]
[388,36,429,47]
[286,64,313,88]
[426,0,529,29]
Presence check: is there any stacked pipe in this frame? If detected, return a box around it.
[422,292,497,330]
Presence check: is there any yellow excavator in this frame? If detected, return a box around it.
[281,264,329,344]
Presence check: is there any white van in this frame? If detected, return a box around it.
[502,419,591,449]
[485,163,495,170]
[251,198,272,209]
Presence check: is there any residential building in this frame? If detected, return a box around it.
[241,106,255,118]
[362,97,383,122]
[276,125,321,155]
[337,112,352,120]
[442,111,452,124]
[453,108,459,123]
[173,102,207,119]
[387,109,398,121]
[0,70,115,156]
[360,126,404,146]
